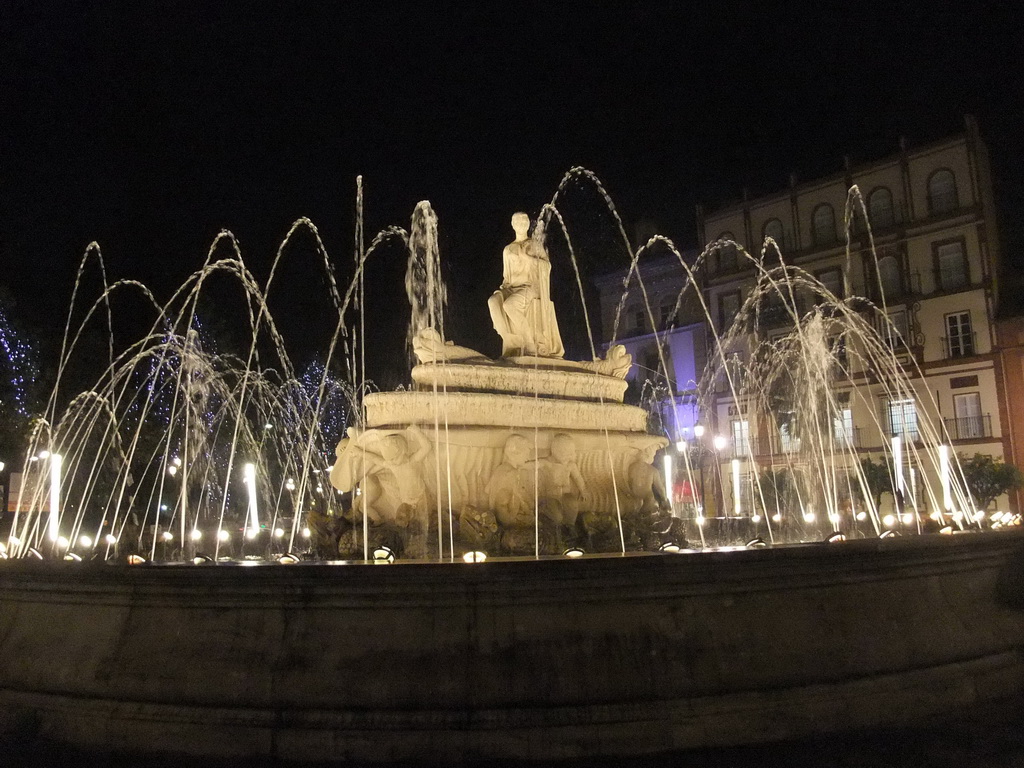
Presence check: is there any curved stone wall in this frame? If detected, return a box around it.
[1,532,1023,762]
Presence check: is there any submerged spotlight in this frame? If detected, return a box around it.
[274,528,285,538]
[56,535,69,549]
[658,542,682,553]
[126,554,146,565]
[882,514,896,528]
[771,513,782,523]
[802,512,816,523]
[190,529,202,541]
[880,530,901,539]
[277,553,301,564]
[751,513,762,524]
[161,531,173,542]
[371,546,395,564]
[824,532,847,543]
[855,511,867,521]
[301,527,312,539]
[79,535,93,548]
[746,537,768,548]
[462,551,487,563]
[104,534,117,545]
[563,547,585,558]
[192,553,214,564]
[218,529,230,542]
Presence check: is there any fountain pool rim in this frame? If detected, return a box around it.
[1,530,1022,763]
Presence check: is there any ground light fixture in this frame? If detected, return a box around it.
[27,547,43,559]
[824,532,847,543]
[939,525,955,535]
[746,538,768,548]
[462,551,487,563]
[126,555,146,565]
[562,547,585,558]
[880,530,901,539]
[192,553,214,564]
[371,546,395,563]
[63,553,82,562]
[277,553,301,564]
[658,542,681,553]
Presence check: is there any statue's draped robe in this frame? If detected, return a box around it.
[495,239,564,358]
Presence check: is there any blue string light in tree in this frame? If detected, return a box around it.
[0,306,38,418]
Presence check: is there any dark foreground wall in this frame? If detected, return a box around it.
[1,532,1023,763]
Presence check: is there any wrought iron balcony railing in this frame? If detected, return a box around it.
[944,414,992,441]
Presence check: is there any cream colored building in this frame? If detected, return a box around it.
[698,116,1011,518]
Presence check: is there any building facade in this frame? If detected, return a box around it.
[598,117,1015,526]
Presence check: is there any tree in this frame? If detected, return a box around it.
[855,456,893,510]
[958,453,1024,512]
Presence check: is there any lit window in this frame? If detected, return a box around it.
[888,399,919,441]
[936,241,968,291]
[833,407,854,443]
[880,309,908,348]
[928,169,959,215]
[945,311,974,358]
[732,419,750,455]
[779,418,800,454]
[868,187,895,228]
[812,204,837,246]
[953,392,984,439]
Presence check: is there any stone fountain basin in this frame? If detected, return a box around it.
[1,531,1023,763]
[364,390,648,431]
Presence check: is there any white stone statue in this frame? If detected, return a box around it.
[488,212,565,359]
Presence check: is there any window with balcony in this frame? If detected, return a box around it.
[659,300,675,329]
[945,311,974,358]
[868,187,895,229]
[732,419,751,455]
[877,254,903,301]
[812,204,837,246]
[888,398,919,441]
[715,232,738,272]
[833,407,854,444]
[762,218,785,252]
[953,392,984,439]
[718,290,741,331]
[632,306,646,334]
[935,240,969,292]
[879,308,908,348]
[816,267,843,301]
[779,419,800,454]
[927,168,959,215]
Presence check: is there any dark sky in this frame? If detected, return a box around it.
[2,2,1022,370]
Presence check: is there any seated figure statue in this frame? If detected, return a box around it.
[488,212,565,359]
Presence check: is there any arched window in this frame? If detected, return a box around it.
[877,254,902,299]
[715,231,738,272]
[812,204,837,246]
[762,218,785,252]
[928,169,958,215]
[868,187,895,229]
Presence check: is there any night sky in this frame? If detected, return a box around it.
[2,2,1022,373]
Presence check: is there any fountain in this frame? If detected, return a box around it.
[0,171,1023,763]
